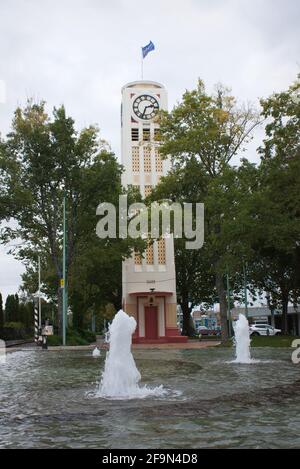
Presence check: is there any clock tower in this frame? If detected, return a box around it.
[121,80,187,343]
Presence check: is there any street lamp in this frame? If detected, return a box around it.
[243,262,248,318]
[62,193,68,346]
[149,288,155,306]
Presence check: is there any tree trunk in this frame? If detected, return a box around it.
[181,300,193,337]
[72,306,84,330]
[0,294,3,332]
[281,291,289,335]
[216,272,228,342]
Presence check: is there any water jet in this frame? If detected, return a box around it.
[233,313,252,363]
[98,309,166,399]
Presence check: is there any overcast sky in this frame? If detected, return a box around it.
[0,0,299,302]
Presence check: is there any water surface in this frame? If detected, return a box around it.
[0,347,299,448]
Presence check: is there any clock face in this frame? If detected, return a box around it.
[132,94,159,120]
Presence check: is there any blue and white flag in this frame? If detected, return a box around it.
[142,41,155,59]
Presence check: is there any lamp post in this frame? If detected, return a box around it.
[243,262,248,319]
[62,194,68,346]
[226,272,232,337]
[149,288,155,306]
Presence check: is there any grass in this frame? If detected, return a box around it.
[219,335,300,348]
[250,335,300,347]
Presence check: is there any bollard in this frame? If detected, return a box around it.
[34,300,39,345]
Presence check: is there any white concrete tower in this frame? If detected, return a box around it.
[121,80,186,343]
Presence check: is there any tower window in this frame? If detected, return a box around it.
[155,148,163,173]
[144,185,152,197]
[154,128,161,141]
[134,251,142,265]
[146,241,154,265]
[132,146,140,172]
[143,128,150,141]
[131,128,139,141]
[143,147,151,172]
[158,238,166,264]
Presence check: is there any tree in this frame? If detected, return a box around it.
[156,80,260,340]
[18,158,143,331]
[1,102,100,331]
[150,157,216,336]
[4,294,19,322]
[1,101,142,333]
[0,292,3,331]
[251,77,300,333]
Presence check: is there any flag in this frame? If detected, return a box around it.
[142,41,155,59]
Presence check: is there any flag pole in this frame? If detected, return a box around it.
[141,48,143,80]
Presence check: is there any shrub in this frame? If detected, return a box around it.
[77,328,96,343]
[1,322,32,340]
[47,334,62,346]
[46,328,96,346]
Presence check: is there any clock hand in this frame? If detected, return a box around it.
[142,104,154,117]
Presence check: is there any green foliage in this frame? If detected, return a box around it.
[245,77,300,333]
[18,301,34,328]
[5,294,19,322]
[0,101,139,331]
[158,79,260,177]
[152,80,260,338]
[46,335,62,346]
[76,328,96,343]
[220,335,300,348]
[1,321,32,340]
[250,335,300,347]
[0,292,3,331]
[47,328,96,346]
[4,321,24,328]
[4,294,33,327]
[151,76,300,338]
[1,78,299,341]
[66,332,89,346]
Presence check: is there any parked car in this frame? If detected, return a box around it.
[249,323,281,336]
[197,325,210,336]
[197,326,221,338]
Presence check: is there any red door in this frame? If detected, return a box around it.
[144,306,158,339]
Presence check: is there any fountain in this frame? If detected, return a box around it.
[233,313,252,363]
[98,309,166,399]
[92,346,101,357]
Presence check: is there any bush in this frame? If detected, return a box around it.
[77,328,96,343]
[4,321,25,329]
[46,328,96,346]
[1,322,33,340]
[47,334,62,346]
[66,333,88,346]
